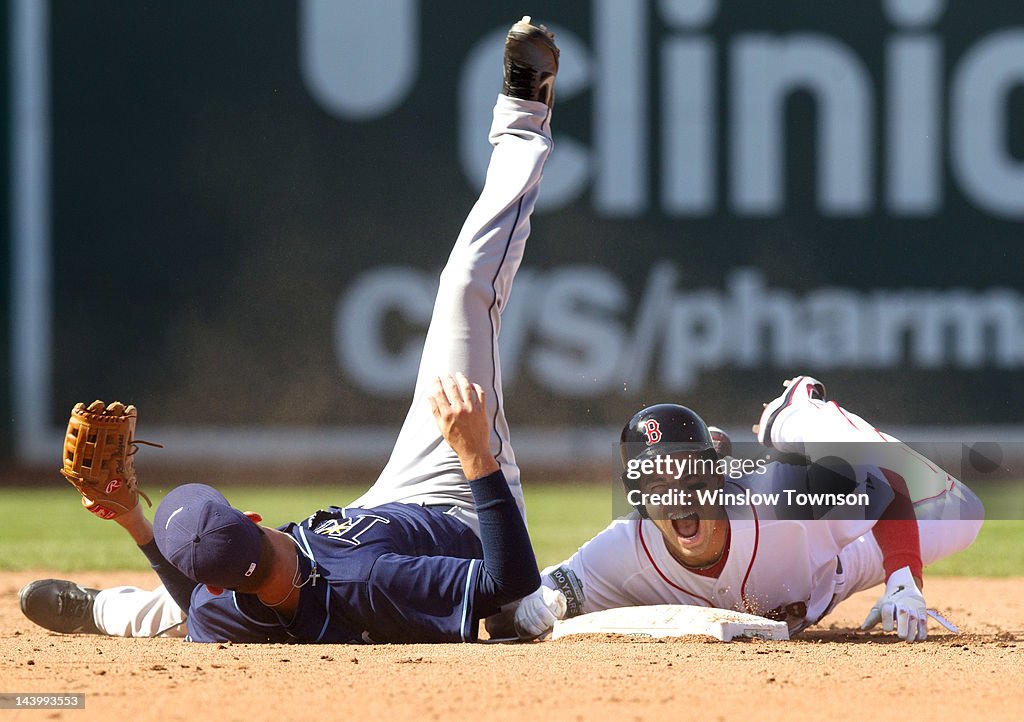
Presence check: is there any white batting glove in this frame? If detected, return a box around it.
[860,566,928,642]
[513,586,567,639]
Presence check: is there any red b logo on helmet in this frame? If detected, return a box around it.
[641,419,662,445]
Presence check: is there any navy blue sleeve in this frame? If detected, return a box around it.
[138,539,199,614]
[468,469,541,610]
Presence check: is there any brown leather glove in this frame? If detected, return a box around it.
[59,400,158,520]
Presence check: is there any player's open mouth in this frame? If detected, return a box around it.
[671,512,701,541]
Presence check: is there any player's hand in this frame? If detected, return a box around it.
[513,586,567,639]
[429,373,498,480]
[860,566,928,642]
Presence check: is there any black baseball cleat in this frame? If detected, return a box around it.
[19,579,102,635]
[502,16,559,107]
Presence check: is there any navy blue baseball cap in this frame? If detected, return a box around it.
[153,483,264,589]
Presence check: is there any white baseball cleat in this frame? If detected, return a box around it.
[754,375,826,447]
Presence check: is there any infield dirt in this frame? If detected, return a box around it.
[1,571,1021,722]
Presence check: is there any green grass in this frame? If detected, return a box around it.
[924,521,1024,576]
[0,486,368,572]
[522,483,612,568]
[0,483,1020,575]
[923,483,1024,576]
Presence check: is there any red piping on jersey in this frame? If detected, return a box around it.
[913,476,956,505]
[832,401,947,492]
[832,401,888,443]
[831,402,860,430]
[739,500,760,615]
[637,520,714,606]
[832,402,942,478]
[637,491,760,614]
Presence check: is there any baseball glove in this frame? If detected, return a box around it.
[59,400,160,520]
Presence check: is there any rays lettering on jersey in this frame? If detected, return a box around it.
[309,511,390,546]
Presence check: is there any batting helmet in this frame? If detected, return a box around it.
[619,404,719,517]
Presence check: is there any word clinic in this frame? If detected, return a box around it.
[626,488,871,509]
[451,1,1024,218]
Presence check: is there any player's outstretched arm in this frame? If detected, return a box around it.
[429,373,541,609]
[113,499,204,615]
[57,400,199,613]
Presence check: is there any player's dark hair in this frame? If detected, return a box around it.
[233,529,275,593]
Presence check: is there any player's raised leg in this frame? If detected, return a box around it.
[350,18,559,528]
[757,376,985,606]
[17,18,561,639]
[833,508,984,608]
